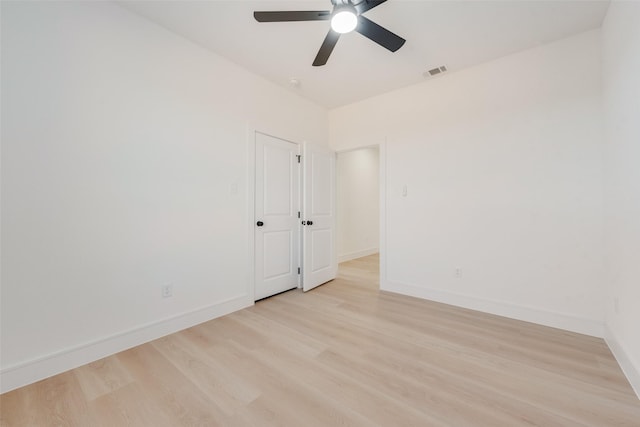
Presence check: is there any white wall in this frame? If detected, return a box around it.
[337,147,379,263]
[330,30,605,336]
[602,1,640,396]
[0,1,327,392]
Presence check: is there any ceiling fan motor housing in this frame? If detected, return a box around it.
[332,0,364,8]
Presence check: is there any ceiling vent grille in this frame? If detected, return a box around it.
[424,65,448,77]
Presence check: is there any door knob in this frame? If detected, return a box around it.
[256,221,264,227]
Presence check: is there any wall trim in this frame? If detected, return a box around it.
[381,280,604,338]
[338,247,379,263]
[0,294,252,394]
[604,325,640,399]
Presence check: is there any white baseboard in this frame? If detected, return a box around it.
[381,280,604,338]
[0,294,252,394]
[338,247,379,263]
[604,326,640,399]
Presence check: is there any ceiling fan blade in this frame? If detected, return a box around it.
[313,30,341,66]
[254,11,331,22]
[355,16,405,52]
[354,0,388,15]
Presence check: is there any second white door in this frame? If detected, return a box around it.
[255,132,300,300]
[302,142,337,291]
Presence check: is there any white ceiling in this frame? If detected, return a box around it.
[118,0,610,108]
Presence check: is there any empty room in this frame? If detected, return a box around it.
[1,0,639,425]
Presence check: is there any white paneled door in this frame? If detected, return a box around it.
[255,133,300,300]
[302,142,337,291]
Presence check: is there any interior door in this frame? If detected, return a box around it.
[302,142,337,291]
[255,132,300,300]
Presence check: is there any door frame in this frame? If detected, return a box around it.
[246,124,304,302]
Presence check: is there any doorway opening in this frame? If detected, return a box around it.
[336,145,380,265]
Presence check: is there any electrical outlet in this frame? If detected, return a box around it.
[455,268,462,278]
[162,284,173,298]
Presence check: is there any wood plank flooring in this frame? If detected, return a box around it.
[2,254,639,426]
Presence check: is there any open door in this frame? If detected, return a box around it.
[254,132,300,300]
[302,142,337,291]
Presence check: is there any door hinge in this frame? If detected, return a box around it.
[298,211,301,218]
[296,155,301,163]
[298,267,301,275]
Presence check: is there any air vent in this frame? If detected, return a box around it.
[423,65,448,77]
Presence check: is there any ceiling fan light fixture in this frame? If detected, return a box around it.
[331,6,357,34]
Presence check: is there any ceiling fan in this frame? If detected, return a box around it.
[253,0,405,66]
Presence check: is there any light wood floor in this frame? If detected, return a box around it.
[2,254,639,426]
